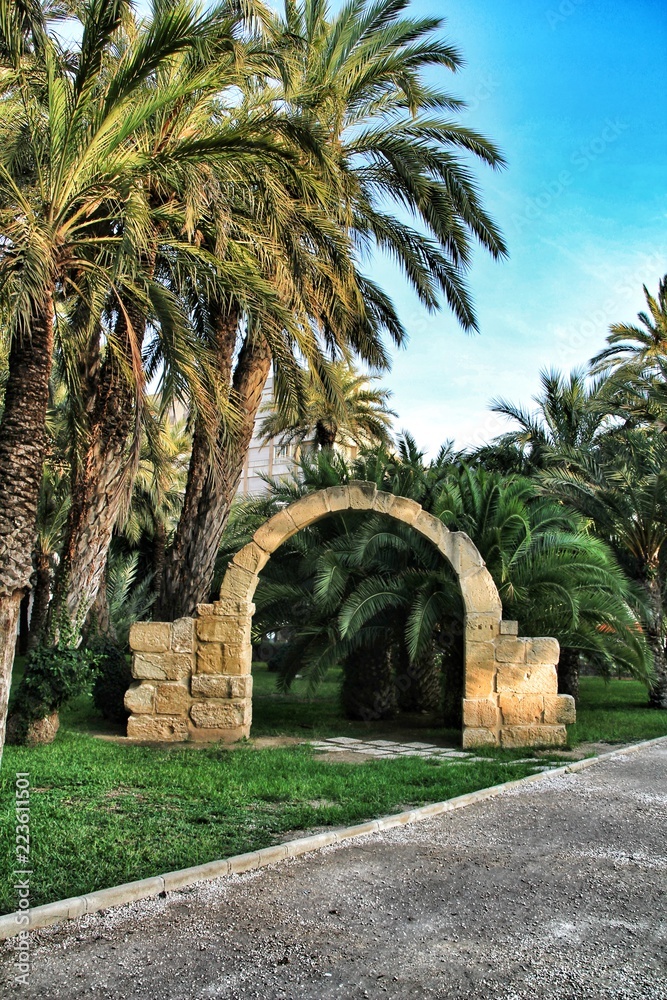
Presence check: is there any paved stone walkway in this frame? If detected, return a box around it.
[310,736,557,768]
[3,742,665,999]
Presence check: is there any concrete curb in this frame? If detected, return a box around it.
[2,734,666,941]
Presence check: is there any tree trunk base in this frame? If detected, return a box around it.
[0,590,22,759]
[341,647,397,721]
[6,710,60,746]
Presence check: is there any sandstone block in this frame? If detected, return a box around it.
[124,682,155,715]
[544,693,576,725]
[462,698,499,728]
[500,620,519,636]
[230,675,253,698]
[324,485,350,511]
[500,724,567,748]
[171,617,194,653]
[412,511,451,551]
[132,653,168,680]
[451,532,485,578]
[252,509,298,552]
[232,541,270,575]
[460,568,503,616]
[219,564,259,602]
[386,494,421,525]
[465,613,501,641]
[132,652,193,681]
[196,643,223,675]
[494,636,528,663]
[196,603,215,616]
[196,617,249,645]
[526,637,560,665]
[191,675,231,698]
[212,599,255,619]
[372,490,397,516]
[155,682,191,716]
[187,723,250,742]
[496,662,558,695]
[129,622,170,653]
[499,693,544,725]
[287,491,331,528]
[462,727,498,748]
[220,642,252,674]
[464,655,496,699]
[127,715,189,741]
[347,480,378,509]
[190,699,251,728]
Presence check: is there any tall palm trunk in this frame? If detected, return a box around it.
[0,296,54,756]
[341,646,397,721]
[27,552,52,650]
[50,308,144,633]
[395,644,441,713]
[158,319,271,619]
[644,570,667,709]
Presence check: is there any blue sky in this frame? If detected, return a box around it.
[370,0,667,452]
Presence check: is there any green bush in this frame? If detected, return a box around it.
[91,639,132,723]
[9,645,98,739]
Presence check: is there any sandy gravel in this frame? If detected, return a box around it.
[2,743,666,999]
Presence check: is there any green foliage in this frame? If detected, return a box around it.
[9,644,99,735]
[106,551,156,648]
[90,638,132,724]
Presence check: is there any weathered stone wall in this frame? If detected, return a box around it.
[125,482,574,748]
[463,618,575,748]
[126,604,253,742]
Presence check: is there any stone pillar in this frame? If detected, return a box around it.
[189,599,254,741]
[125,603,254,744]
[462,620,575,749]
[126,619,194,741]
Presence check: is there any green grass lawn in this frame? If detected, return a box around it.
[1,665,664,916]
[570,676,667,744]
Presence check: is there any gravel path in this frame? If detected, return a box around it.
[3,743,666,999]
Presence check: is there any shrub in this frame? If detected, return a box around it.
[91,638,133,723]
[8,645,99,742]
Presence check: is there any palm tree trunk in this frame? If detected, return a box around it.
[18,593,31,657]
[645,571,667,709]
[341,646,397,721]
[0,296,54,757]
[50,308,144,634]
[441,632,464,730]
[158,317,271,620]
[27,554,52,650]
[395,644,441,713]
[557,647,580,702]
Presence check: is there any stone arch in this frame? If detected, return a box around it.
[127,482,575,748]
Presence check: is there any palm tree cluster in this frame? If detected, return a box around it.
[0,0,507,750]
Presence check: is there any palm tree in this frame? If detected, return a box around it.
[159,0,508,619]
[0,0,291,754]
[489,368,609,471]
[544,432,667,707]
[591,276,667,372]
[258,359,396,451]
[46,0,300,636]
